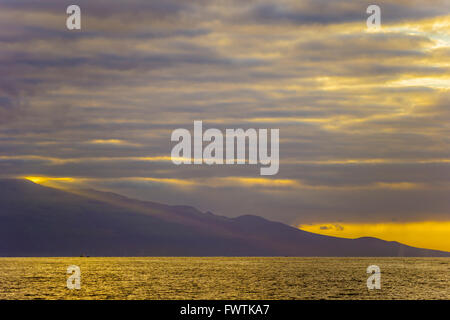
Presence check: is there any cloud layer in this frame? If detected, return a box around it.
[1,0,449,225]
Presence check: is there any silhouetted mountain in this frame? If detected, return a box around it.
[0,179,448,257]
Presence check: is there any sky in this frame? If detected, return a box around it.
[0,0,449,251]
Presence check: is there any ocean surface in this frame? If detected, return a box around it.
[0,257,448,300]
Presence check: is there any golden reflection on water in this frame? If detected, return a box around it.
[0,257,448,300]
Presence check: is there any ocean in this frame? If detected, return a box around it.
[0,257,448,299]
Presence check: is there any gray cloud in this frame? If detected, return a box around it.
[0,0,449,225]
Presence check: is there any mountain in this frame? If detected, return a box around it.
[0,179,448,257]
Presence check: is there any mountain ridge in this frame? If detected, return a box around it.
[0,179,449,257]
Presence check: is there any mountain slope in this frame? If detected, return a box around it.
[0,179,448,257]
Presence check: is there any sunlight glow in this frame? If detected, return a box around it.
[299,221,450,252]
